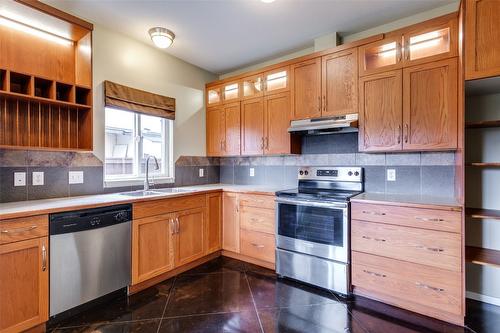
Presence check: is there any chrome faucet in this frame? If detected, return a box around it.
[144,155,159,191]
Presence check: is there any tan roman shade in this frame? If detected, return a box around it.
[104,80,175,120]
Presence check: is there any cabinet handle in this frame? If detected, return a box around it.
[362,235,386,242]
[362,210,386,216]
[363,269,386,278]
[261,137,264,150]
[176,218,180,234]
[397,125,401,144]
[322,95,326,112]
[418,245,444,253]
[317,96,321,113]
[415,282,444,292]
[170,219,175,235]
[415,217,445,222]
[42,243,47,271]
[397,41,402,62]
[405,40,410,60]
[265,137,269,150]
[220,141,223,151]
[251,243,265,248]
[404,124,409,143]
[1,225,37,234]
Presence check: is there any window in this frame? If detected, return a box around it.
[104,107,173,186]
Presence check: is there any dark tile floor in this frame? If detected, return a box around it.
[50,257,497,333]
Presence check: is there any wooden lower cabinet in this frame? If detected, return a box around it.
[240,229,275,264]
[0,237,49,333]
[222,192,240,253]
[175,208,205,266]
[206,193,222,254]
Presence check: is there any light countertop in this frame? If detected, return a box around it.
[351,192,462,210]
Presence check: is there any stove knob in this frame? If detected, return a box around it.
[354,171,360,176]
[348,171,353,176]
[304,170,309,176]
[299,170,304,175]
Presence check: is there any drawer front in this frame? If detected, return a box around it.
[351,202,461,233]
[239,194,275,210]
[240,206,275,234]
[0,215,49,244]
[133,194,206,219]
[352,251,462,317]
[352,220,461,271]
[240,229,275,263]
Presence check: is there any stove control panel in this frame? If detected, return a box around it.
[298,166,362,182]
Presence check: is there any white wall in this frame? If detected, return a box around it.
[92,25,217,162]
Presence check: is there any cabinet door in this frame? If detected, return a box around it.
[222,102,241,156]
[206,106,224,156]
[403,58,458,150]
[241,97,264,155]
[222,81,240,104]
[241,74,264,100]
[359,70,403,152]
[358,34,403,76]
[0,237,48,333]
[206,193,222,254]
[322,48,358,117]
[264,66,289,95]
[175,208,205,266]
[222,192,240,253]
[132,214,175,284]
[290,58,322,120]
[264,92,291,155]
[206,85,222,107]
[465,0,500,79]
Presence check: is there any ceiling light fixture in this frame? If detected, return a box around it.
[261,0,276,3]
[148,27,175,49]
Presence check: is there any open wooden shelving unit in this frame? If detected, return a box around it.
[466,119,500,128]
[466,246,500,268]
[466,208,500,220]
[465,162,500,167]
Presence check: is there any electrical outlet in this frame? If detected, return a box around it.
[14,172,26,187]
[199,168,204,177]
[32,172,44,186]
[69,171,84,184]
[387,169,396,181]
[249,168,255,177]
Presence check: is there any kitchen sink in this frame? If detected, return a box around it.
[154,188,196,193]
[119,190,165,197]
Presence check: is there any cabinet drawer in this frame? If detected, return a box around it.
[352,220,460,271]
[240,229,275,263]
[134,194,205,219]
[240,206,275,234]
[0,215,48,244]
[352,251,462,319]
[351,202,461,233]
[239,194,275,210]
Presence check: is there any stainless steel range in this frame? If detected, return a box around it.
[275,166,363,295]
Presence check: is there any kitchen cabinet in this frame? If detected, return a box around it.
[241,74,264,100]
[206,85,222,107]
[241,97,265,155]
[290,58,322,120]
[359,34,403,76]
[206,102,241,157]
[222,192,240,253]
[222,81,240,104]
[264,92,297,155]
[322,48,358,117]
[206,193,222,254]
[206,106,225,156]
[359,70,403,152]
[263,66,290,95]
[175,207,205,267]
[0,237,49,333]
[465,0,500,80]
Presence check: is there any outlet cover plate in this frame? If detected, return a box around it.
[69,171,84,184]
[249,168,255,177]
[14,172,26,187]
[32,172,44,186]
[199,168,204,177]
[387,169,396,182]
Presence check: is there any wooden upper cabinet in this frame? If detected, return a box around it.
[290,58,322,120]
[403,58,458,150]
[359,70,403,152]
[359,35,403,76]
[222,102,241,156]
[206,106,224,157]
[465,0,500,80]
[175,207,205,267]
[206,85,223,107]
[206,193,222,254]
[264,92,292,155]
[264,66,290,95]
[222,81,240,103]
[0,237,48,333]
[241,74,264,100]
[241,98,264,155]
[223,192,240,253]
[322,48,358,117]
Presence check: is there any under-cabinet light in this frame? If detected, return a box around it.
[0,15,73,46]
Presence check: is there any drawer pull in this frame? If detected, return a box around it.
[362,210,386,216]
[41,244,47,271]
[418,245,444,252]
[416,282,444,292]
[1,225,38,234]
[362,235,386,242]
[363,269,386,278]
[251,243,265,248]
[415,217,445,222]
[250,218,261,223]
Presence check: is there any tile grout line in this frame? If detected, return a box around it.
[244,271,265,333]
[157,275,177,333]
[328,291,371,333]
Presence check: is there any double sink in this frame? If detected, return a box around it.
[119,188,196,197]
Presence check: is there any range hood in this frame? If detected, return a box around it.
[288,113,358,135]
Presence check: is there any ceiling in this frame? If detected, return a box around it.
[43,0,456,74]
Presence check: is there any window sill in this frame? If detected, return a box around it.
[104,177,175,188]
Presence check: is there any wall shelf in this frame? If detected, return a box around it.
[466,208,500,220]
[465,120,500,128]
[0,90,91,109]
[466,246,500,268]
[466,162,500,167]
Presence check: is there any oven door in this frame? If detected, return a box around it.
[275,197,349,263]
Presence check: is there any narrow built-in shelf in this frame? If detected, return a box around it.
[466,120,500,128]
[466,162,500,167]
[466,208,500,220]
[0,90,91,109]
[466,246,500,268]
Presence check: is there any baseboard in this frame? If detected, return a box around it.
[466,291,500,307]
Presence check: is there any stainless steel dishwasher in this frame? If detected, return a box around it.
[49,204,132,318]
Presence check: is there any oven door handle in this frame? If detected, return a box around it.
[275,197,348,209]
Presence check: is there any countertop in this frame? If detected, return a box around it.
[0,184,291,220]
[351,192,462,211]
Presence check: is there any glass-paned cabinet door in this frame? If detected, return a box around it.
[359,36,402,76]
[404,25,456,64]
[222,82,240,103]
[207,85,222,106]
[241,74,264,100]
[264,66,289,95]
